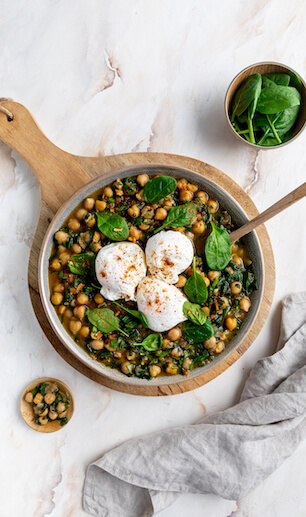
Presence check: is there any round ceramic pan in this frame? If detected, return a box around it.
[39,164,264,387]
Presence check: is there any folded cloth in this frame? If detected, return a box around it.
[83,292,306,517]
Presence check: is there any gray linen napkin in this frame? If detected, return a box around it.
[83,292,306,517]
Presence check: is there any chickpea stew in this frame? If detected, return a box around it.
[24,381,71,427]
[48,173,257,380]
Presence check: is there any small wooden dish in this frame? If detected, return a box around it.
[20,378,74,433]
[225,61,306,149]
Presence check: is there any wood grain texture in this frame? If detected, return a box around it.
[0,101,276,396]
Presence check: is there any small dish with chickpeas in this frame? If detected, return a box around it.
[20,378,74,433]
[45,169,259,382]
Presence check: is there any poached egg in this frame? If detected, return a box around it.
[136,277,187,332]
[145,230,194,284]
[95,242,146,301]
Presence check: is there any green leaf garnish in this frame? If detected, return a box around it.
[184,258,208,304]
[96,212,129,241]
[183,301,207,326]
[86,308,128,336]
[205,222,231,271]
[143,175,177,204]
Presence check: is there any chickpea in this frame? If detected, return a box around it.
[94,293,104,304]
[92,242,102,253]
[73,305,86,320]
[121,361,132,374]
[176,275,187,288]
[171,347,182,358]
[115,189,124,196]
[225,317,237,331]
[215,341,224,354]
[219,297,229,309]
[76,208,88,221]
[163,199,175,209]
[55,231,69,244]
[203,276,210,287]
[71,243,82,254]
[162,339,171,350]
[103,187,113,198]
[38,417,48,425]
[33,393,43,405]
[68,218,80,231]
[92,231,100,243]
[177,179,187,189]
[58,305,66,316]
[83,198,95,210]
[165,363,179,375]
[96,199,107,211]
[167,328,182,341]
[220,329,230,341]
[208,199,218,213]
[141,206,155,219]
[39,409,49,418]
[127,205,140,218]
[204,336,216,350]
[155,208,168,220]
[58,252,70,266]
[79,326,90,338]
[51,293,63,306]
[182,358,192,370]
[129,227,141,240]
[65,309,73,319]
[180,190,193,202]
[59,410,67,418]
[245,258,252,266]
[139,223,149,230]
[192,221,205,234]
[85,214,96,228]
[233,255,243,266]
[24,392,33,403]
[56,402,66,414]
[231,281,242,295]
[240,298,251,312]
[53,283,64,293]
[208,270,220,281]
[187,183,198,193]
[196,191,207,203]
[77,293,89,305]
[69,320,82,335]
[137,174,149,187]
[136,189,144,201]
[150,365,161,377]
[91,340,104,351]
[43,392,55,405]
[113,179,123,189]
[127,352,137,361]
[203,306,210,316]
[51,258,61,271]
[48,411,58,421]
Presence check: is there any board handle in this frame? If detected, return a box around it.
[0,99,91,212]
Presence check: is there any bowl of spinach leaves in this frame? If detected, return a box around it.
[225,62,306,148]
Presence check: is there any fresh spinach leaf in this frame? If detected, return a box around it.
[205,222,231,270]
[182,320,214,343]
[262,73,290,86]
[68,253,95,276]
[183,301,207,326]
[231,74,262,121]
[184,258,208,304]
[134,333,162,351]
[96,212,129,241]
[143,176,177,204]
[86,308,128,336]
[154,203,197,233]
[257,84,301,114]
[114,302,149,328]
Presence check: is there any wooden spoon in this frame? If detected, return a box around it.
[230,182,306,243]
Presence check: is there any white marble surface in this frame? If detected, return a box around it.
[0,1,305,516]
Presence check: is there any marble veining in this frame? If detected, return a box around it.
[0,1,306,516]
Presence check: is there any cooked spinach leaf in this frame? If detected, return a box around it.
[96,212,129,241]
[143,175,177,204]
[154,203,197,233]
[134,333,162,351]
[68,253,95,276]
[184,258,208,304]
[183,302,207,326]
[86,308,128,336]
[205,222,231,270]
[182,320,215,343]
[114,302,149,328]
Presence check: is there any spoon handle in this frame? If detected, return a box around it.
[230,182,306,243]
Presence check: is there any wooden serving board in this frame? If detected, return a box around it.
[0,101,275,396]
